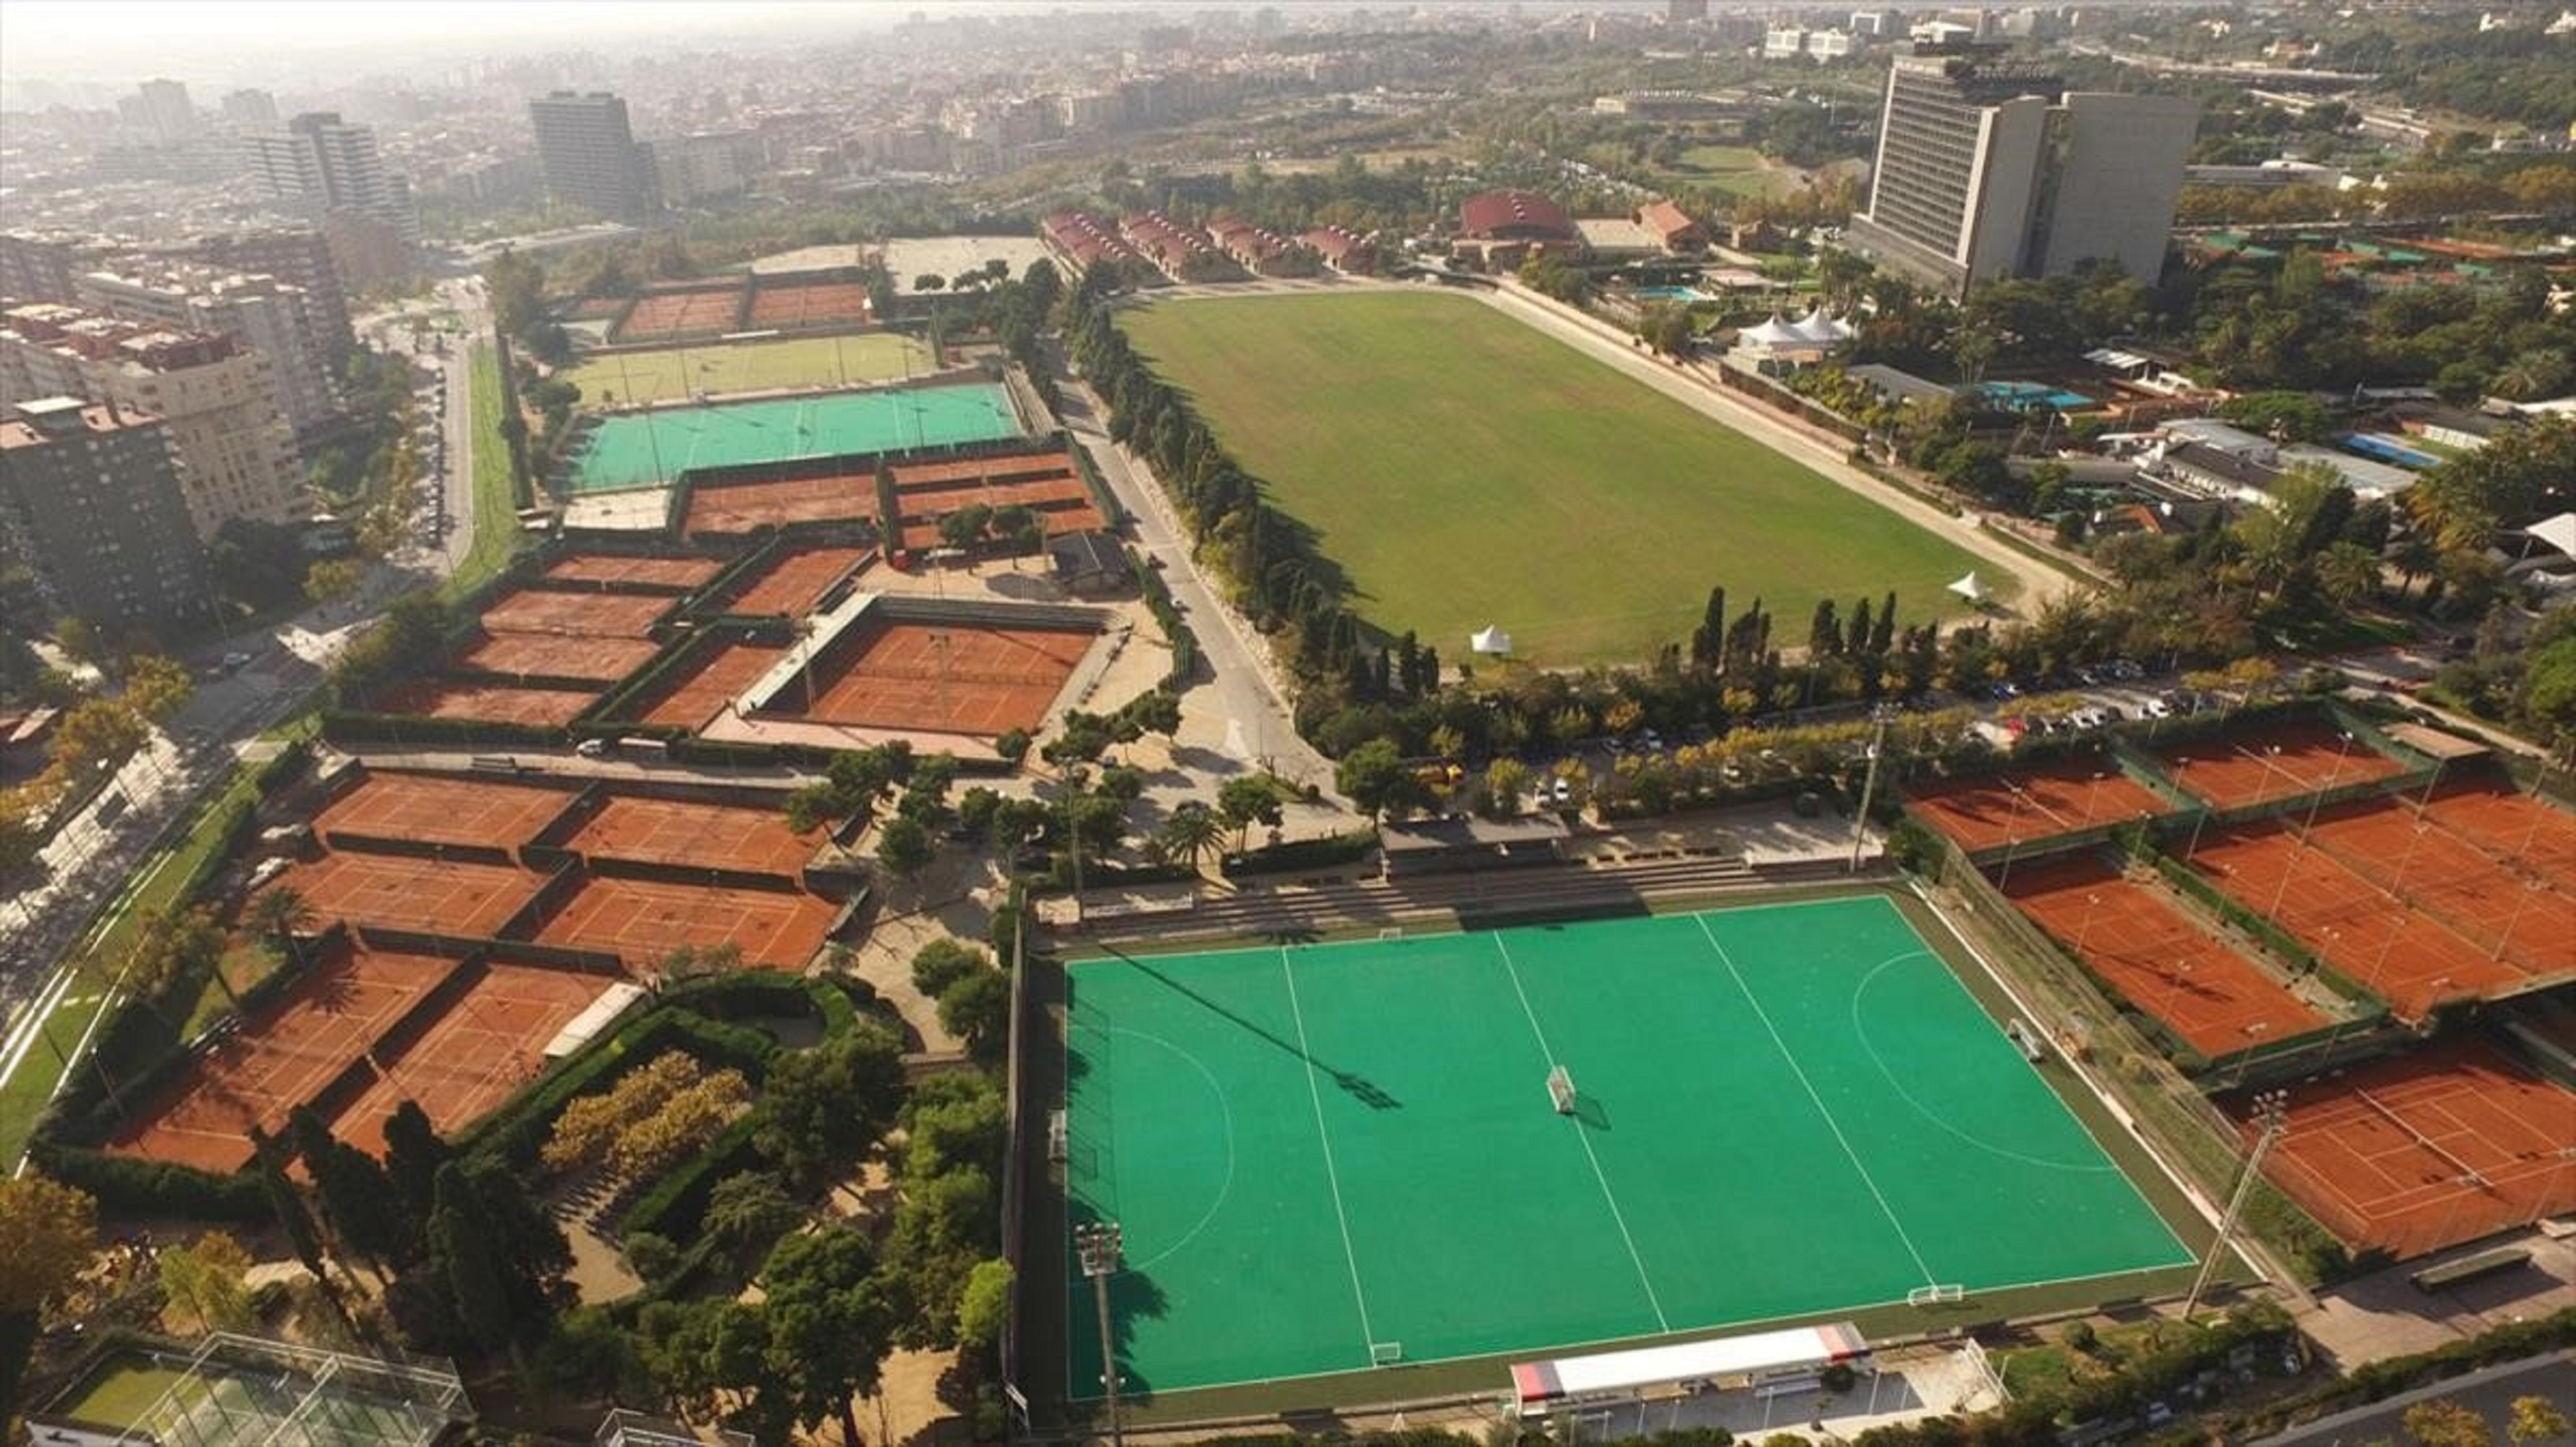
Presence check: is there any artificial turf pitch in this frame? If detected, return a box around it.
[562,332,935,407]
[1063,896,2193,1396]
[565,383,1022,493]
[1119,291,1993,665]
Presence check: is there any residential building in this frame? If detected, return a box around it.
[123,78,196,143]
[1302,225,1379,275]
[75,265,341,440]
[183,229,356,362]
[528,90,661,221]
[653,131,760,206]
[1637,200,1711,253]
[244,112,420,246]
[0,232,98,305]
[1847,47,2197,297]
[1667,0,1709,22]
[220,88,279,127]
[0,305,305,539]
[0,397,211,630]
[1454,189,1582,270]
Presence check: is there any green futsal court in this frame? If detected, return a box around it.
[1061,896,2196,1396]
[564,382,1022,492]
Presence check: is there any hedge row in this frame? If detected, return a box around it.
[1129,545,1198,688]
[27,1138,271,1223]
[1224,829,1378,878]
[457,1003,777,1169]
[2222,1307,2575,1440]
[619,1112,763,1243]
[321,710,565,748]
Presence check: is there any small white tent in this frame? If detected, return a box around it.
[1470,625,1514,656]
[1947,571,1988,604]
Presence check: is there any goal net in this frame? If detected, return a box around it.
[1907,1283,1966,1306]
[1370,1341,1404,1366]
[1547,1064,1577,1116]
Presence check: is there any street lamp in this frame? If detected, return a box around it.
[2186,1088,2290,1317]
[1075,1221,1125,1447]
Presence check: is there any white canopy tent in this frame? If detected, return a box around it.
[1509,1322,1870,1415]
[1470,625,1514,655]
[1947,571,1988,604]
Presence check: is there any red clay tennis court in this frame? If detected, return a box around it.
[533,874,837,969]
[789,619,1089,736]
[373,678,598,726]
[634,638,790,729]
[541,553,724,590]
[2157,722,2407,810]
[454,631,663,682]
[1907,758,2169,852]
[330,961,611,1156]
[274,853,539,938]
[564,794,821,875]
[107,946,452,1174]
[479,587,673,639]
[316,771,573,850]
[2297,798,2575,976]
[2420,782,2576,888]
[2185,821,2531,1021]
[747,280,872,328]
[2001,856,2328,1059]
[2236,1037,2576,1260]
[616,285,746,341]
[729,545,871,616]
[683,472,878,535]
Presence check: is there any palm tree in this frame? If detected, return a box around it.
[1158,802,1224,877]
[248,886,318,970]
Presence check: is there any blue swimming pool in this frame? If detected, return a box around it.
[1975,380,2093,411]
[1630,284,1714,303]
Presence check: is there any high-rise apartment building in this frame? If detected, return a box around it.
[0,232,99,304]
[220,88,280,127]
[244,112,420,246]
[0,397,211,631]
[182,229,357,362]
[528,91,661,221]
[75,266,342,441]
[122,77,197,142]
[0,305,306,540]
[1847,47,2197,297]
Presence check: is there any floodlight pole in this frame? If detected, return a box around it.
[2185,1088,2289,1318]
[1075,1221,1125,1447]
[1850,705,1894,871]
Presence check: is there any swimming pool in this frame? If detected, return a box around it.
[1629,284,1714,303]
[1975,380,2093,411]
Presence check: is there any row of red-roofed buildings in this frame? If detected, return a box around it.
[1041,211,1379,284]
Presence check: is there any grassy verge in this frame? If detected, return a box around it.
[446,342,526,602]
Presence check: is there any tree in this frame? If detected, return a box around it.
[762,1226,898,1447]
[0,1172,98,1315]
[428,1165,519,1365]
[248,885,318,964]
[305,557,366,608]
[703,1171,805,1259]
[2507,1396,2572,1446]
[1158,800,1224,872]
[1335,737,1415,822]
[292,1107,404,1270]
[957,1258,1014,1349]
[994,728,1032,765]
[121,652,194,722]
[2407,1399,2496,1447]
[937,967,1010,1063]
[381,1100,450,1244]
[877,815,934,878]
[750,1024,905,1192]
[1216,774,1285,852]
[911,938,990,997]
[1482,756,1531,818]
[158,1231,255,1331]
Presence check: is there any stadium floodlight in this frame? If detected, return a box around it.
[1075,1222,1126,1447]
[2185,1089,2289,1318]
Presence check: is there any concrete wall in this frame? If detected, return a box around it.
[2038,93,2198,282]
[1961,96,2049,286]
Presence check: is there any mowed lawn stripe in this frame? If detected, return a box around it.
[1124,291,1992,665]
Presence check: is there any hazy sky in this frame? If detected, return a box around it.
[0,1,912,85]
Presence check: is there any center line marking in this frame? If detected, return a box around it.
[1491,935,1672,1334]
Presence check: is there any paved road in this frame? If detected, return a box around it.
[1054,370,1344,801]
[2255,1349,2574,1446]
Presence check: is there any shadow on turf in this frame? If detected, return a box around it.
[1096,943,1400,1110]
